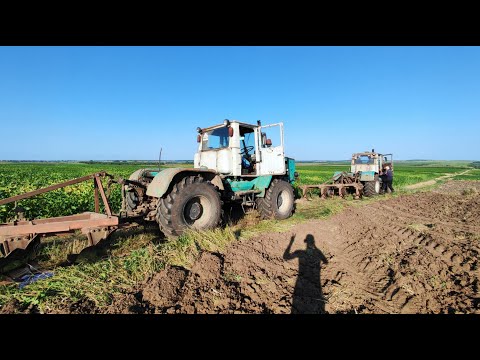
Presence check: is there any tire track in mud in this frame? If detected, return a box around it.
[321,190,480,314]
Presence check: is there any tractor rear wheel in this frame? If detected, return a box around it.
[363,177,381,197]
[257,179,295,220]
[156,176,222,237]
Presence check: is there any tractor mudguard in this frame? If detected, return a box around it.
[146,168,224,198]
[128,168,159,181]
[359,171,376,182]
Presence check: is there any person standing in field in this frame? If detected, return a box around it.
[380,165,388,194]
[383,165,394,193]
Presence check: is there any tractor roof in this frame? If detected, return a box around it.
[352,152,380,157]
[352,152,392,157]
[200,120,258,133]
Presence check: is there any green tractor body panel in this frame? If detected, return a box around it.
[286,157,296,183]
[225,175,273,197]
[359,171,376,182]
[146,168,219,198]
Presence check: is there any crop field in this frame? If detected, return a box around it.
[0,162,473,223]
[0,163,190,223]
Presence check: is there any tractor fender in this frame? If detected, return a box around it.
[146,168,224,198]
[129,168,148,181]
[128,168,159,182]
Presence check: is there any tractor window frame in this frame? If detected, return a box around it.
[355,155,375,165]
[201,126,230,151]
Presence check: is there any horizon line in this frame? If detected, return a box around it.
[0,159,477,163]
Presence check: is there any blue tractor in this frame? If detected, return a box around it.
[334,149,394,197]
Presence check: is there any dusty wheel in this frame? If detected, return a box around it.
[257,179,295,220]
[156,176,222,237]
[363,177,381,197]
[124,168,148,212]
[125,190,139,211]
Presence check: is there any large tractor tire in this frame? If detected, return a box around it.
[257,179,295,220]
[125,190,139,212]
[363,177,381,197]
[156,176,222,237]
[124,168,149,212]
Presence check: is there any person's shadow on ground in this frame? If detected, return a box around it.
[283,234,329,314]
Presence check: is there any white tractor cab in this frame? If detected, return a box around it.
[194,119,287,177]
[350,149,393,196]
[124,119,298,238]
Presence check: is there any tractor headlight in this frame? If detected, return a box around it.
[223,119,230,127]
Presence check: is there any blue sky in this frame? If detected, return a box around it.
[0,46,478,161]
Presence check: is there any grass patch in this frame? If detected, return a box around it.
[0,231,164,313]
[461,188,478,196]
[160,227,237,269]
[223,271,242,283]
[408,223,431,234]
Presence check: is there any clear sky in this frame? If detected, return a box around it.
[0,46,478,161]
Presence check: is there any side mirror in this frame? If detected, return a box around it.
[261,132,267,146]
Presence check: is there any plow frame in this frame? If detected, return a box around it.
[0,172,119,257]
[300,171,364,200]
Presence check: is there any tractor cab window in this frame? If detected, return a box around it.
[355,155,374,164]
[202,127,229,150]
[239,126,256,174]
[260,125,281,148]
[240,130,255,152]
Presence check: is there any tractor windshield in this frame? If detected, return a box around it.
[202,127,230,150]
[355,155,375,164]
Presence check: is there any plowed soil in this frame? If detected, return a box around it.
[4,181,480,314]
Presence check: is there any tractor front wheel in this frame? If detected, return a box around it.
[156,176,222,237]
[257,179,295,220]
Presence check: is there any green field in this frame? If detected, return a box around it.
[0,163,190,223]
[0,161,476,223]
